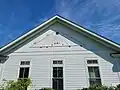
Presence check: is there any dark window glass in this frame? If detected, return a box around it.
[53,67,63,78]
[53,60,63,64]
[88,67,101,85]
[87,60,93,64]
[53,79,57,90]
[19,67,29,78]
[53,67,57,77]
[58,61,63,64]
[94,67,100,77]
[53,67,63,90]
[26,61,30,65]
[53,61,57,64]
[93,60,98,64]
[21,61,25,65]
[19,68,24,78]
[89,78,101,85]
[58,67,63,77]
[24,67,29,78]
[87,60,98,64]
[53,79,63,90]
[20,61,30,65]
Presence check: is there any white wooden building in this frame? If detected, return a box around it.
[0,15,120,90]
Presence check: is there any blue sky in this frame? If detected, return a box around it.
[0,0,120,47]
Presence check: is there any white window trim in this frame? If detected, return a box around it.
[17,60,32,79]
[85,57,102,86]
[50,58,65,90]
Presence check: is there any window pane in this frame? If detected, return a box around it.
[25,61,30,65]
[93,60,98,64]
[58,61,63,64]
[53,79,63,90]
[87,60,98,64]
[88,67,95,78]
[53,61,57,64]
[94,67,100,77]
[88,67,100,78]
[21,61,25,65]
[87,60,93,64]
[89,78,101,85]
[24,67,29,78]
[19,68,24,78]
[20,61,30,65]
[58,79,63,90]
[53,60,63,64]
[53,67,57,77]
[58,67,63,77]
[53,79,57,90]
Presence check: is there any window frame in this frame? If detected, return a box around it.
[18,60,31,79]
[85,57,102,86]
[51,59,65,90]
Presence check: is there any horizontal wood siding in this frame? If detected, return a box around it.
[65,55,88,90]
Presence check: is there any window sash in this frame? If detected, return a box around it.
[88,67,101,85]
[88,67,100,78]
[53,67,63,78]
[19,67,29,78]
[89,78,101,85]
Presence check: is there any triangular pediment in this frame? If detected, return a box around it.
[31,30,77,48]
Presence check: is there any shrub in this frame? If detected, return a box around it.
[0,78,31,90]
[116,84,120,90]
[40,88,54,90]
[79,84,120,90]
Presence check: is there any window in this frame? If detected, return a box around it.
[88,67,101,85]
[87,60,98,64]
[53,60,63,64]
[53,67,63,90]
[19,67,29,78]
[20,61,30,65]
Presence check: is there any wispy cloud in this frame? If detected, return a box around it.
[55,0,120,43]
[0,0,120,46]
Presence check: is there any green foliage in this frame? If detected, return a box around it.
[79,84,120,90]
[40,88,54,90]
[0,78,31,90]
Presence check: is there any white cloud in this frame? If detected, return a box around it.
[55,0,120,43]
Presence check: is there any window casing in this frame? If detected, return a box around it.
[19,61,30,78]
[87,59,101,85]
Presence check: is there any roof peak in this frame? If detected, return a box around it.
[1,15,120,55]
